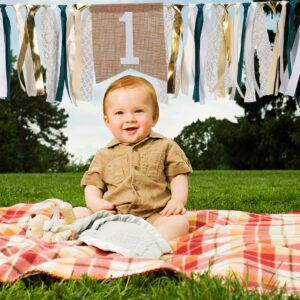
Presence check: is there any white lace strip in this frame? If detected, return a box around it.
[204,5,220,97]
[77,9,94,102]
[41,6,60,103]
[155,5,173,104]
[164,5,174,70]
[253,3,272,98]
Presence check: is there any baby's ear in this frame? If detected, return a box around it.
[152,113,159,126]
[103,115,110,128]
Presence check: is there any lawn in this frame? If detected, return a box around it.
[0,170,300,299]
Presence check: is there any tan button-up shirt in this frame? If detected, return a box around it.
[81,131,192,219]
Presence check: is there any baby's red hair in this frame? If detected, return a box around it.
[103,75,159,119]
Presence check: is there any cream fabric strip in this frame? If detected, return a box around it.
[77,9,93,102]
[0,12,7,98]
[181,4,195,96]
[244,3,257,102]
[41,6,60,103]
[212,5,227,98]
[14,4,37,97]
[67,6,89,103]
[199,4,213,103]
[266,2,287,96]
[66,5,77,104]
[279,27,300,97]
[230,4,244,100]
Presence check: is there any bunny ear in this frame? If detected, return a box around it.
[52,206,60,222]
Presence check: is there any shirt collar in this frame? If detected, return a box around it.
[106,131,163,148]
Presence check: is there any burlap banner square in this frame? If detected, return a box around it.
[91,3,167,83]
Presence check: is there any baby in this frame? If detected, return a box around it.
[75,75,192,240]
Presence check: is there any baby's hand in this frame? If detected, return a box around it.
[94,199,117,214]
[160,199,186,217]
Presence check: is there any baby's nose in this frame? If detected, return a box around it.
[125,113,136,122]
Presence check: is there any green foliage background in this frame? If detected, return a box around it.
[0,55,70,172]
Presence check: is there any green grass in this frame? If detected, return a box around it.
[1,171,300,299]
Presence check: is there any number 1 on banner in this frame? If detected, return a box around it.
[119,12,139,65]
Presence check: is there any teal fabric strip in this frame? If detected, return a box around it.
[0,5,11,101]
[192,4,204,102]
[287,0,297,76]
[235,3,250,99]
[55,5,70,102]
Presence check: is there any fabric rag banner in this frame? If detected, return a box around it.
[91,3,167,83]
[0,2,299,102]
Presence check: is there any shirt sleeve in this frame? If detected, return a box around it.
[80,152,107,191]
[165,140,193,177]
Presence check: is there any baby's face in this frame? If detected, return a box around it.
[103,87,158,144]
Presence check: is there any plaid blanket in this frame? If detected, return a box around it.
[1,199,300,294]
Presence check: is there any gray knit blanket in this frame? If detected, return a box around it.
[73,212,172,259]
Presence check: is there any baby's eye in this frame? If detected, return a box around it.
[135,109,144,113]
[115,111,123,115]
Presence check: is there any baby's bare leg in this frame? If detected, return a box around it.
[73,206,93,219]
[153,215,189,241]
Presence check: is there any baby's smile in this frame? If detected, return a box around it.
[124,127,138,133]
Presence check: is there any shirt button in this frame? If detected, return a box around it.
[133,185,139,191]
[134,166,139,170]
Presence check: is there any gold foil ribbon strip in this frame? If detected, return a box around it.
[17,5,44,95]
[222,4,231,66]
[213,4,232,97]
[167,4,183,94]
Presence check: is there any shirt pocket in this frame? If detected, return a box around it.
[140,151,165,181]
[105,155,127,184]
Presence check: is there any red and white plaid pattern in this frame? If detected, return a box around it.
[1,199,300,294]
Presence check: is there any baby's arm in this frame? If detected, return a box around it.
[160,174,188,216]
[85,185,116,214]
